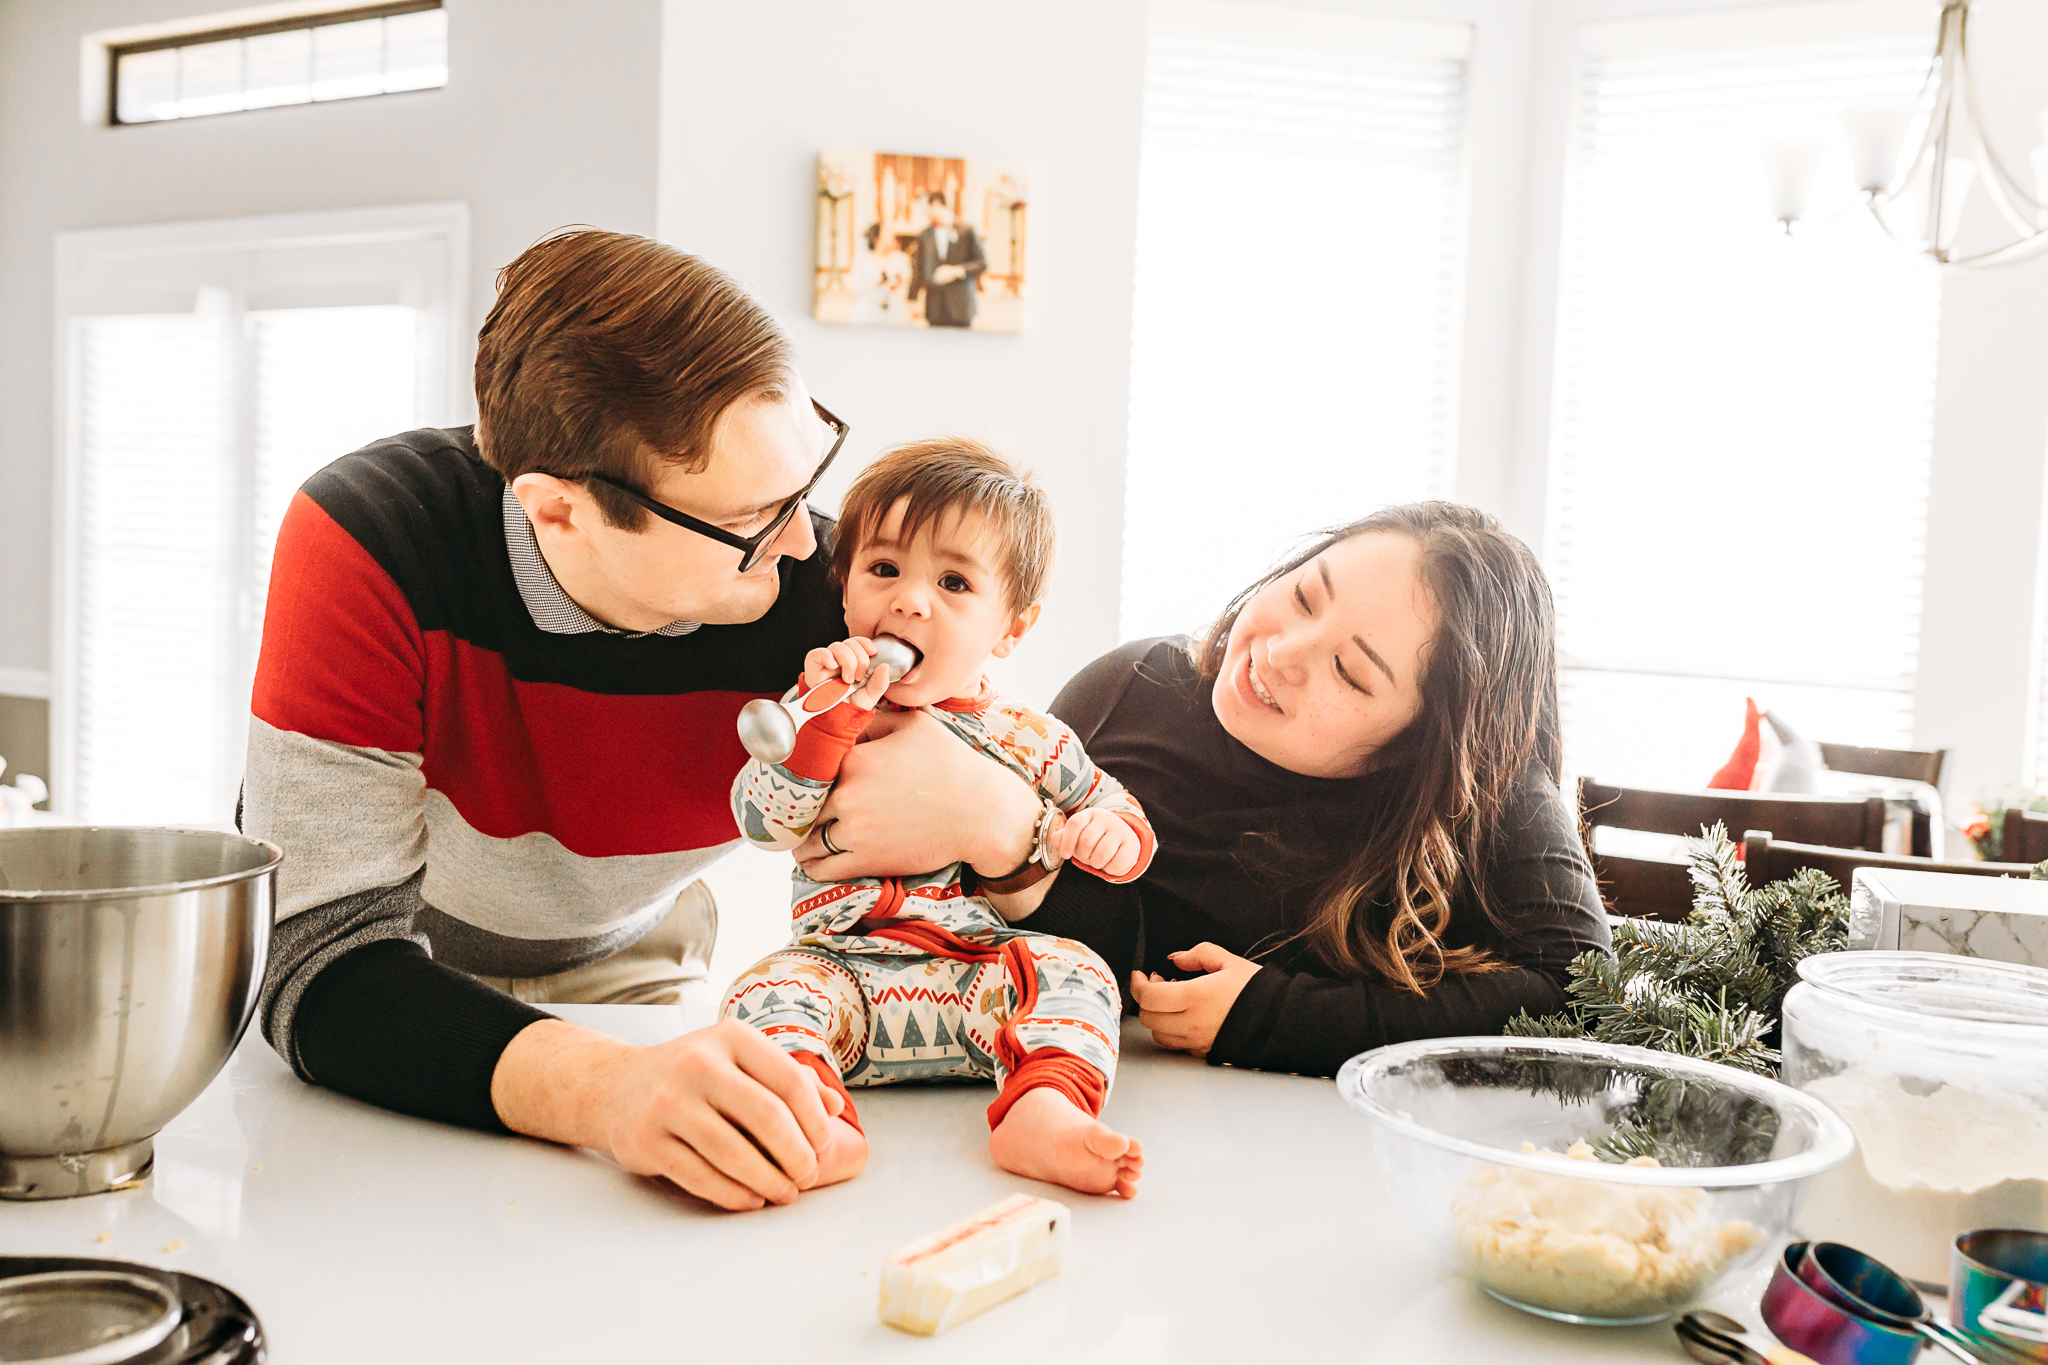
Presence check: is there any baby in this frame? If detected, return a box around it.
[724,438,1153,1199]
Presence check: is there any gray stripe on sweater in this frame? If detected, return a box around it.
[244,719,427,919]
[246,719,737,1072]
[418,788,732,938]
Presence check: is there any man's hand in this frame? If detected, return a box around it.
[932,263,964,284]
[1055,808,1142,879]
[794,709,1040,881]
[1128,943,1262,1058]
[491,1017,843,1212]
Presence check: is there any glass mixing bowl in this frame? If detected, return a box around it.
[1337,1037,1854,1325]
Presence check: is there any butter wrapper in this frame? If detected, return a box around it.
[878,1193,1070,1336]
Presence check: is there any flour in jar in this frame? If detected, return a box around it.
[1449,1141,1762,1320]
[1798,1067,2048,1286]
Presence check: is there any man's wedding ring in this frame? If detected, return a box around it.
[818,821,847,857]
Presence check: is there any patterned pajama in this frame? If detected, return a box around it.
[722,678,1153,1127]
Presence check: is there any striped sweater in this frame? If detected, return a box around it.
[245,427,844,1127]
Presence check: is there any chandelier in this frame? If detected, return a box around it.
[1762,0,2048,268]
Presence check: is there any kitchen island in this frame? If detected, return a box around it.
[0,1002,1765,1362]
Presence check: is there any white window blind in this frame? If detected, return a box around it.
[112,3,447,126]
[1122,0,1472,642]
[1548,17,1940,791]
[75,312,234,826]
[55,207,466,826]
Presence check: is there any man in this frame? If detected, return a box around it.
[909,192,987,329]
[247,230,1048,1211]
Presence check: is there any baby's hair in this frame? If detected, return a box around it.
[831,437,1055,615]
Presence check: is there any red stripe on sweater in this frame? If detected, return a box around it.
[418,634,760,854]
[254,490,769,858]
[253,493,425,753]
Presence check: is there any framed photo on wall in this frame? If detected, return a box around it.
[814,149,1028,333]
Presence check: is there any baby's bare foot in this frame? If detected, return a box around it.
[809,1113,868,1188]
[988,1087,1143,1199]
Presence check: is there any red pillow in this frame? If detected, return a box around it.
[1708,697,1763,790]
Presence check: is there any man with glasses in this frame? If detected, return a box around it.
[244,230,1049,1211]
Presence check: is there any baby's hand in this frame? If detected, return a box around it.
[801,638,891,709]
[1056,808,1142,879]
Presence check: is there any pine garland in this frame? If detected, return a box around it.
[1505,823,1850,1077]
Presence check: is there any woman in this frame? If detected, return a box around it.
[1029,502,1608,1077]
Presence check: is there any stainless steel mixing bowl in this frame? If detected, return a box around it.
[0,827,279,1199]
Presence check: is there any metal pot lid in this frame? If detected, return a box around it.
[0,1269,182,1365]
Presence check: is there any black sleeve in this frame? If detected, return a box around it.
[1208,965,1569,1077]
[293,939,551,1132]
[1035,637,1178,980]
[1207,766,1608,1077]
[1020,871,1144,981]
[1047,636,1175,746]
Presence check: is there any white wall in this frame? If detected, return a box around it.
[0,0,664,687]
[657,0,1151,709]
[1911,1,2048,807]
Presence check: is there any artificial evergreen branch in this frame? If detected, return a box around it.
[1504,823,1849,1078]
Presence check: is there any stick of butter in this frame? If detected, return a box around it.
[877,1193,1070,1336]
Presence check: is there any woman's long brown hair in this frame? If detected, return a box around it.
[1194,502,1563,994]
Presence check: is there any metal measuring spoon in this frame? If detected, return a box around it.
[736,635,921,764]
[1675,1321,1747,1365]
[1677,1311,1820,1365]
[1802,1243,2039,1365]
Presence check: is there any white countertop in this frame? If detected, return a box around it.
[0,1004,1769,1363]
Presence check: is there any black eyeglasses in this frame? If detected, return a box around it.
[581,400,848,573]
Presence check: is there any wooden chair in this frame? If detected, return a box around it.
[1742,830,2033,897]
[1817,743,1946,855]
[1578,778,1888,922]
[2000,808,2048,866]
[1815,743,1946,789]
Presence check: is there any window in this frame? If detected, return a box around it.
[1121,0,1473,642]
[54,205,469,826]
[110,1,446,126]
[1547,12,1940,791]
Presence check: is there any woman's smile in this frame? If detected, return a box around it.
[1243,651,1282,713]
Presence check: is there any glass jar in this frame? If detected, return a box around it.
[1781,951,2048,1288]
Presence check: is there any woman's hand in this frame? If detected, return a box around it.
[795,709,1040,881]
[1128,943,1262,1058]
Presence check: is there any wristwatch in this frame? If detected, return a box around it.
[978,799,1067,895]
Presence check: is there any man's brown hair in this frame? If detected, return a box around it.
[831,438,1055,615]
[473,228,794,531]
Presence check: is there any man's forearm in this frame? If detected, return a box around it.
[293,939,550,1132]
[490,1017,637,1150]
[964,769,1042,878]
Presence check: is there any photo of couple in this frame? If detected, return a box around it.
[813,148,1028,333]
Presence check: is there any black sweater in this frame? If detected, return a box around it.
[1034,638,1609,1077]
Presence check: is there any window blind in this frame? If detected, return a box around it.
[69,304,420,827]
[54,207,465,824]
[1548,24,1939,791]
[75,313,233,826]
[113,5,447,125]
[1121,0,1472,642]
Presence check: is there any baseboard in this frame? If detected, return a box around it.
[0,667,53,700]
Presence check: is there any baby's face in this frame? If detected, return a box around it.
[842,500,1034,707]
